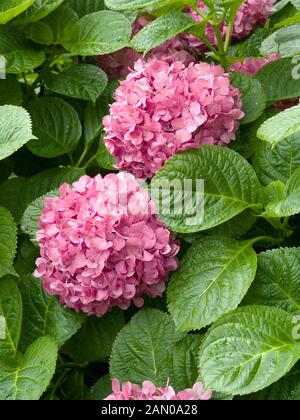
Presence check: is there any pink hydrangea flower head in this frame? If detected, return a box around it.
[34,173,179,316]
[230,54,280,76]
[105,379,212,400]
[103,59,244,179]
[232,0,276,40]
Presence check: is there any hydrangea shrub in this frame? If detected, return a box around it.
[0,0,300,401]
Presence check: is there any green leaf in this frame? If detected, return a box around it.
[0,105,34,161]
[63,11,131,56]
[110,309,176,386]
[168,236,257,331]
[96,139,116,170]
[87,375,112,400]
[36,5,79,45]
[0,0,35,24]
[244,248,300,315]
[167,334,202,391]
[105,0,181,11]
[63,310,124,362]
[199,305,300,395]
[21,190,59,242]
[15,238,39,276]
[252,132,300,185]
[0,178,28,223]
[0,336,58,400]
[46,65,108,103]
[0,207,17,278]
[230,72,266,124]
[265,166,300,217]
[0,279,22,357]
[66,0,105,17]
[130,12,195,53]
[227,28,273,58]
[18,275,84,349]
[257,105,300,147]
[13,0,65,24]
[0,76,22,106]
[260,23,300,57]
[27,97,82,158]
[0,27,45,74]
[20,167,85,209]
[256,58,300,102]
[151,146,262,233]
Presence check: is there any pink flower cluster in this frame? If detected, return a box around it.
[34,173,179,316]
[232,0,276,40]
[105,379,212,400]
[230,54,280,76]
[104,59,244,179]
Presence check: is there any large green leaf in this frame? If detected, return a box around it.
[110,309,176,386]
[199,305,300,395]
[252,132,300,185]
[168,236,257,331]
[257,105,300,147]
[0,336,57,400]
[63,310,124,362]
[151,146,262,233]
[63,11,131,56]
[46,65,108,103]
[18,275,84,350]
[0,279,22,357]
[0,207,17,278]
[0,105,34,161]
[0,27,45,74]
[230,72,266,125]
[27,97,82,158]
[265,166,300,217]
[0,76,22,106]
[13,0,64,24]
[244,248,300,315]
[0,0,35,24]
[256,58,300,102]
[130,12,195,53]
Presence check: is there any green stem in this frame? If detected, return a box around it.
[23,54,54,104]
[68,153,75,166]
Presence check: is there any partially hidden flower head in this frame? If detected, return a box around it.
[105,379,213,400]
[34,173,179,316]
[103,59,244,179]
[230,54,280,76]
